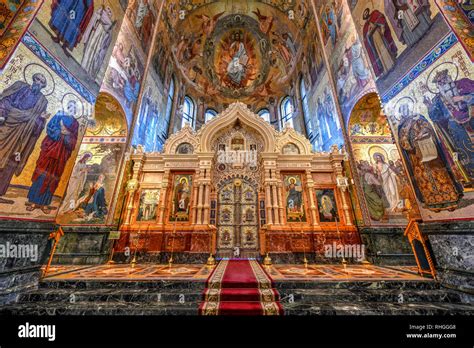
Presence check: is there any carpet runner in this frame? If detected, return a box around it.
[199,259,283,315]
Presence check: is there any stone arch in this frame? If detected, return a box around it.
[276,126,313,155]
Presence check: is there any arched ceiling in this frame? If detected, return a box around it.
[160,0,314,104]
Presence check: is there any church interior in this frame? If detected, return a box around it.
[0,0,473,319]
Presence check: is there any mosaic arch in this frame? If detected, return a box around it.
[348,93,417,226]
[56,92,128,225]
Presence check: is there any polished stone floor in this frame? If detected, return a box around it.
[2,263,470,316]
[268,264,423,281]
[43,264,213,280]
[43,263,423,282]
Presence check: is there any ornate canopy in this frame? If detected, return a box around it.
[162,102,313,155]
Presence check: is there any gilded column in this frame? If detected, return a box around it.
[330,150,353,226]
[339,186,353,226]
[123,179,138,226]
[123,153,144,225]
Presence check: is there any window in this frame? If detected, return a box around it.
[280,96,294,128]
[205,108,217,122]
[181,96,195,128]
[257,108,271,123]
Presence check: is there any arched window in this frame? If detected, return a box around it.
[257,108,271,123]
[205,108,217,122]
[181,96,195,128]
[280,96,294,128]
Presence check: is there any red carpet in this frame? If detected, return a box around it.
[199,260,283,315]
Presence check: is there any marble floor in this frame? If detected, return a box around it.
[42,263,425,282]
[267,264,425,281]
[42,264,213,280]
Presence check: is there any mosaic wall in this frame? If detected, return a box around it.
[0,0,134,224]
[0,43,91,220]
[348,0,474,222]
[125,0,160,56]
[32,0,125,93]
[383,40,474,221]
[434,0,473,62]
[305,71,344,152]
[131,65,171,152]
[0,0,43,69]
[100,16,146,126]
[317,0,378,124]
[349,0,448,94]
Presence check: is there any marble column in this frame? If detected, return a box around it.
[191,178,199,224]
[203,183,210,224]
[158,171,170,225]
[272,184,280,225]
[196,183,204,225]
[265,183,273,225]
[277,183,285,224]
[306,170,318,226]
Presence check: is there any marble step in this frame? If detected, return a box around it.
[18,287,463,305]
[283,302,474,315]
[275,280,439,290]
[4,300,472,316]
[39,279,206,290]
[18,288,203,303]
[38,279,439,291]
[1,301,199,316]
[278,288,464,303]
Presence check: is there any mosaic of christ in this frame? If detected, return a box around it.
[215,30,258,90]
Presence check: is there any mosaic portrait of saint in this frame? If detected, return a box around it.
[284,175,305,222]
[170,174,192,221]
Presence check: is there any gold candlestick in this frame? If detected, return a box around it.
[263,252,272,266]
[168,212,178,268]
[131,226,140,268]
[335,217,347,265]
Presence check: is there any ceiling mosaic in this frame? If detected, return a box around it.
[160,0,313,103]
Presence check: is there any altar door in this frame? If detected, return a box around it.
[217,178,259,258]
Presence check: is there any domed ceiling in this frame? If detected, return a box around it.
[161,0,313,104]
